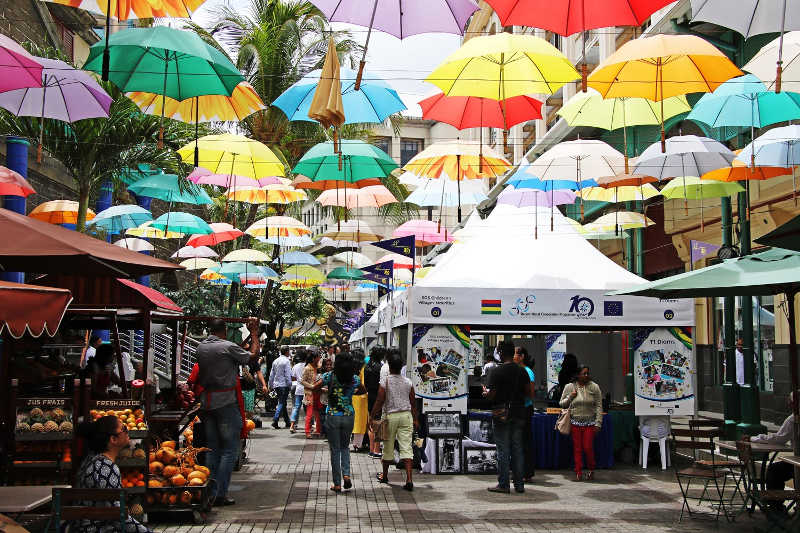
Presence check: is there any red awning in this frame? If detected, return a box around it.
[0,281,72,338]
[117,279,182,313]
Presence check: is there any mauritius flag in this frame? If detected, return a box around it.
[481,299,501,315]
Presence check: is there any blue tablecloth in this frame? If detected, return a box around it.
[468,411,614,469]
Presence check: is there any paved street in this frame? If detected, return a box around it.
[153,424,770,533]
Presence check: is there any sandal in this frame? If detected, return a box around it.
[375,473,389,484]
[343,476,352,490]
[330,485,341,492]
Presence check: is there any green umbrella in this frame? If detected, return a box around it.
[293,140,398,183]
[327,266,365,281]
[755,214,800,252]
[127,172,212,205]
[661,177,744,232]
[219,261,260,282]
[610,248,800,454]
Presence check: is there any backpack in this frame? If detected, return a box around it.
[364,360,383,398]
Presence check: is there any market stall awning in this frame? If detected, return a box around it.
[36,275,182,314]
[117,279,182,313]
[0,207,183,277]
[0,280,72,338]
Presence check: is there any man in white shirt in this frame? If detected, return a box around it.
[735,338,745,386]
[754,392,795,504]
[269,347,293,429]
[80,335,102,370]
[289,354,306,433]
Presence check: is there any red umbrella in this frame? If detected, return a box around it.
[186,222,242,247]
[419,93,542,130]
[484,0,675,90]
[0,166,35,197]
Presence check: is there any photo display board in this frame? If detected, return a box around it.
[545,333,567,390]
[633,327,695,416]
[412,325,470,413]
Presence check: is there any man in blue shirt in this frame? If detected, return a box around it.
[269,347,293,429]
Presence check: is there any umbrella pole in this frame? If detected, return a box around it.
[437,176,446,232]
[777,0,787,93]
[658,59,665,153]
[102,0,111,81]
[550,186,554,231]
[622,104,629,174]
[194,96,200,168]
[355,0,379,91]
[457,154,462,223]
[224,155,235,222]
[158,51,169,150]
[37,74,47,163]
[581,30,588,92]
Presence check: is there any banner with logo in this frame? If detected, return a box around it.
[371,235,415,258]
[411,324,469,413]
[545,333,567,391]
[633,327,695,416]
[405,287,693,327]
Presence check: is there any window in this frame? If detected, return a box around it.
[400,138,423,166]
[373,136,391,157]
[53,18,74,62]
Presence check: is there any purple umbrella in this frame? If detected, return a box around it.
[310,0,479,89]
[0,57,112,161]
[0,35,43,93]
[497,185,576,239]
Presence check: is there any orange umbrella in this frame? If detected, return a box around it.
[30,200,95,225]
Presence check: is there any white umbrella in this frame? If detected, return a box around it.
[257,235,315,247]
[318,236,362,249]
[179,258,220,270]
[222,248,272,262]
[737,125,800,203]
[113,237,154,252]
[332,251,373,268]
[633,135,736,181]
[404,175,488,207]
[171,245,218,259]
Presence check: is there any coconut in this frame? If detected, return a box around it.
[51,408,66,423]
[16,422,30,432]
[43,421,59,432]
[31,422,45,432]
[29,408,44,418]
[59,421,73,432]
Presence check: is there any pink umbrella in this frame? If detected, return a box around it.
[186,222,243,247]
[187,167,287,188]
[392,219,453,247]
[0,165,35,197]
[375,253,419,269]
[0,35,43,93]
[316,185,397,208]
[497,186,577,239]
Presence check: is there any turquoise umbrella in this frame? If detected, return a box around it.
[256,265,281,279]
[293,140,398,184]
[219,261,259,281]
[274,251,320,265]
[117,164,162,185]
[88,204,152,234]
[327,266,365,281]
[127,173,212,205]
[151,212,212,235]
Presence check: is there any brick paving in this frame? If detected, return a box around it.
[152,425,770,533]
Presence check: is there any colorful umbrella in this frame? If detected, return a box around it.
[273,67,406,125]
[257,235,315,247]
[200,268,224,281]
[222,249,271,262]
[151,212,212,235]
[126,220,184,239]
[404,175,488,207]
[589,211,655,232]
[327,266,365,281]
[224,184,307,205]
[505,173,595,191]
[45,0,205,19]
[661,177,745,231]
[634,135,737,181]
[275,251,320,266]
[256,266,281,280]
[426,33,580,99]
[127,172,212,205]
[88,204,152,234]
[30,200,94,225]
[0,166,35,197]
[293,140,397,183]
[392,219,454,247]
[0,35,43,93]
[282,265,325,285]
[179,258,219,271]
[293,176,383,191]
[244,216,312,238]
[186,222,243,247]
[322,220,381,242]
[241,274,269,288]
[577,184,660,203]
[113,237,154,252]
[172,245,217,259]
[332,251,372,268]
[315,185,397,209]
[178,134,285,180]
[499,186,577,207]
[219,261,261,281]
[418,93,542,130]
[595,174,658,188]
[188,167,287,188]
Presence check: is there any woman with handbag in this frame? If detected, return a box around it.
[370,350,418,491]
[559,365,603,481]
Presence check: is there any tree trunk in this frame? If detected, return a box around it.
[76,182,91,232]
[227,203,260,315]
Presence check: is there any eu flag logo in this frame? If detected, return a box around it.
[604,301,623,316]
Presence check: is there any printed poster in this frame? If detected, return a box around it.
[412,325,470,413]
[545,333,567,391]
[633,327,695,416]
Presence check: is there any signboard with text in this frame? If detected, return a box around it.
[633,327,695,416]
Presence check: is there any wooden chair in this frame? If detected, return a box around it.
[736,441,800,533]
[49,488,127,533]
[670,428,731,522]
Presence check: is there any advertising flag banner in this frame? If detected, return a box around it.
[371,235,414,258]
[363,261,393,284]
[690,240,721,264]
[633,327,695,416]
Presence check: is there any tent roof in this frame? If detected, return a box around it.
[0,281,72,338]
[418,204,644,290]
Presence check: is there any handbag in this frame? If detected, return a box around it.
[556,408,571,435]
[373,376,390,441]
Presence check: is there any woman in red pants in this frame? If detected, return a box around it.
[559,365,603,481]
[300,351,322,437]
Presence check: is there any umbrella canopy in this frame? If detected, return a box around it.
[274,66,406,124]
[404,140,511,180]
[737,125,800,168]
[224,184,307,204]
[418,93,542,129]
[45,0,205,18]
[691,0,800,39]
[327,266,365,281]
[240,273,268,288]
[275,251,320,265]
[113,237,154,252]
[315,185,397,208]
[127,82,264,122]
[687,74,800,128]
[200,268,225,280]
[83,27,243,99]
[30,200,95,225]
[179,134,285,180]
[404,175,488,207]
[633,135,737,180]
[172,245,217,259]
[506,173,595,191]
[0,57,112,123]
[426,33,580,99]
[0,207,181,276]
[595,174,658,188]
[577,184,660,203]
[126,220,184,239]
[151,212,212,235]
[222,248,271,262]
[293,140,398,183]
[392,219,454,247]
[756,214,800,251]
[744,31,800,93]
[527,140,625,183]
[188,167,284,188]
[498,186,577,207]
[322,220,381,242]
[186,222,243,247]
[127,173,212,204]
[283,265,326,283]
[256,266,280,279]
[308,38,344,129]
[245,216,311,238]
[317,236,362,249]
[332,251,372,268]
[588,34,742,101]
[258,235,315,247]
[88,204,152,234]
[557,88,691,129]
[661,177,745,200]
[292,175,382,191]
[0,166,35,197]
[179,257,219,270]
[0,35,43,93]
[376,253,417,269]
[703,162,791,182]
[589,211,655,231]
[219,261,261,281]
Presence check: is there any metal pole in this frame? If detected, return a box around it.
[721,196,740,438]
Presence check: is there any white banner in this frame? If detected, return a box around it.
[411,325,470,413]
[405,287,693,327]
[633,327,695,416]
[545,333,567,389]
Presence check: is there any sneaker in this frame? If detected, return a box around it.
[487,486,510,494]
[368,452,382,459]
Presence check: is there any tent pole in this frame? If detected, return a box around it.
[787,290,799,459]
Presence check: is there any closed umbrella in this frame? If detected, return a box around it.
[179,258,219,271]
[126,220,184,239]
[88,205,152,234]
[308,38,345,150]
[151,212,212,235]
[30,200,94,225]
[0,166,35,197]
[172,245,217,259]
[0,35,43,93]
[113,237,154,252]
[186,222,243,248]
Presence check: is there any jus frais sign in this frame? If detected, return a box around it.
[406,287,693,327]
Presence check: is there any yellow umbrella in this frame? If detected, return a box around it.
[199,268,226,281]
[244,216,311,238]
[30,200,95,225]
[126,220,184,239]
[177,134,285,179]
[578,184,661,203]
[588,211,655,233]
[282,265,326,289]
[225,184,307,204]
[179,258,219,270]
[222,248,272,262]
[588,34,742,151]
[128,82,264,122]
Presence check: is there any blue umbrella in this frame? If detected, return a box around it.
[88,204,152,234]
[274,251,320,265]
[151,212,213,235]
[219,261,260,282]
[273,67,407,125]
[127,172,212,205]
[256,265,281,279]
[506,174,597,191]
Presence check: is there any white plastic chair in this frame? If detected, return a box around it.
[639,415,671,470]
[641,435,670,469]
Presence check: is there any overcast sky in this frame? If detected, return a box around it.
[191,0,462,116]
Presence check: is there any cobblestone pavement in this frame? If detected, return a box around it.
[153,425,770,533]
